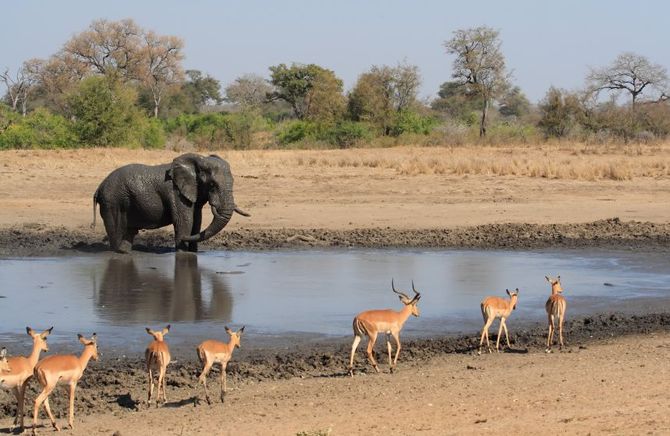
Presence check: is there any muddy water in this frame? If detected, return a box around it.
[0,249,669,354]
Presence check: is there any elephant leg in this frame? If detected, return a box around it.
[100,205,127,253]
[122,228,138,252]
[173,211,194,252]
[188,208,202,252]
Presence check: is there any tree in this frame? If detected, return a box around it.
[444,26,510,136]
[225,73,272,108]
[499,86,531,118]
[139,31,184,117]
[1,59,42,115]
[537,87,585,138]
[67,76,142,146]
[348,62,422,134]
[587,52,668,111]
[268,63,345,121]
[62,18,143,81]
[431,80,483,123]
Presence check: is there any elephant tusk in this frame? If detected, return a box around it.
[234,206,250,217]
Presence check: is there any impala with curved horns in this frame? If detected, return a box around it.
[545,275,567,352]
[349,279,421,376]
[478,288,519,354]
[0,326,52,432]
[31,333,98,434]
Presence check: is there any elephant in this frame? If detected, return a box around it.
[93,153,249,253]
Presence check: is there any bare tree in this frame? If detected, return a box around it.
[62,18,143,80]
[140,31,184,117]
[587,52,668,111]
[1,59,42,115]
[225,73,273,108]
[444,26,510,136]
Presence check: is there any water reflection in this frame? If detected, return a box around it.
[95,253,233,323]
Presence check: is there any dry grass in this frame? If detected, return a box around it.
[282,142,670,181]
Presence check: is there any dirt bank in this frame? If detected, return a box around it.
[1,312,669,423]
[1,218,670,257]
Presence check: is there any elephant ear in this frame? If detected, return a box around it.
[169,157,198,204]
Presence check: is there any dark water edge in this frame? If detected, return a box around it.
[2,218,670,258]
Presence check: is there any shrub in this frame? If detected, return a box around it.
[276,120,319,145]
[389,110,439,136]
[322,121,373,148]
[0,108,78,149]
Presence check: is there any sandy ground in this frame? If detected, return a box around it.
[1,145,669,435]
[1,145,669,233]
[4,331,668,436]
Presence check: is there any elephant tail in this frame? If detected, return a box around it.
[92,189,99,229]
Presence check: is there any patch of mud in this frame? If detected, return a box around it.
[1,218,669,257]
[1,312,669,420]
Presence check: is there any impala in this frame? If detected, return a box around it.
[31,333,98,434]
[0,326,52,431]
[145,325,171,406]
[0,348,10,373]
[348,279,421,376]
[196,325,245,404]
[478,288,519,354]
[545,275,567,352]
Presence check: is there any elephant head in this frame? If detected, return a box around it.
[168,153,249,243]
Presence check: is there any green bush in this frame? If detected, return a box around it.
[68,76,144,147]
[322,121,373,148]
[276,120,319,145]
[0,108,78,149]
[138,117,167,149]
[164,112,269,149]
[390,110,439,136]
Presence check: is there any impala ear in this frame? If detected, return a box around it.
[557,275,561,281]
[41,327,53,338]
[505,288,511,296]
[78,334,87,345]
[225,326,233,335]
[145,327,154,336]
[162,325,171,335]
[545,276,551,283]
[238,326,245,335]
[169,156,198,204]
[26,327,34,337]
[91,333,97,343]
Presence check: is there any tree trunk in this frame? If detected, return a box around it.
[479,98,489,137]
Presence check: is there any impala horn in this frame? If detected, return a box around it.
[391,278,410,300]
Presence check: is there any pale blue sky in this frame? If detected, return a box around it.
[2,0,668,103]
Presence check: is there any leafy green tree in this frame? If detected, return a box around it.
[268,63,345,122]
[499,86,531,118]
[537,87,585,138]
[445,26,511,136]
[431,81,483,124]
[67,76,143,146]
[348,62,422,134]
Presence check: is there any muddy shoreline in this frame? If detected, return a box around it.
[1,311,669,420]
[1,218,670,257]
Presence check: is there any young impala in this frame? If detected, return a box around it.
[0,326,52,431]
[196,326,245,404]
[31,333,98,434]
[349,280,421,376]
[145,325,171,406]
[478,288,519,354]
[545,275,567,352]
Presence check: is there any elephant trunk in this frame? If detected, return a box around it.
[181,204,233,243]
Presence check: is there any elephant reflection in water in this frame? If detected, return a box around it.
[95,254,233,323]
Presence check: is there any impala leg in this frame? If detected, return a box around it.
[391,332,402,371]
[33,385,57,434]
[479,317,492,354]
[546,313,553,351]
[10,386,20,430]
[502,319,511,349]
[558,312,565,349]
[159,365,168,404]
[349,335,362,376]
[220,362,228,403]
[199,361,213,405]
[386,334,393,366]
[495,318,505,352]
[67,382,76,429]
[366,332,379,373]
[548,314,556,352]
[19,380,30,429]
[43,396,59,432]
[147,367,154,406]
